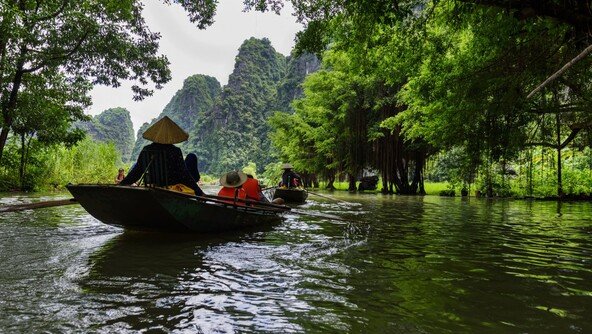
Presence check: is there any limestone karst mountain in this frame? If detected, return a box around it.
[129,38,320,174]
[129,74,221,161]
[77,107,135,162]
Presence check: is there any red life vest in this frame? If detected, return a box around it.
[218,187,247,205]
[243,178,263,201]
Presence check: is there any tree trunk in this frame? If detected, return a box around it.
[0,126,10,163]
[326,173,335,190]
[0,49,27,163]
[556,113,563,198]
[19,133,25,189]
[348,174,357,192]
[23,135,33,187]
[528,149,534,197]
[486,157,494,197]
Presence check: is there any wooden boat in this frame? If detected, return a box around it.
[273,188,308,204]
[67,184,289,233]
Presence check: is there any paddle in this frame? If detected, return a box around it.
[197,194,291,212]
[0,198,78,213]
[287,209,363,223]
[307,191,353,205]
[200,194,362,222]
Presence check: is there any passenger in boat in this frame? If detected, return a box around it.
[120,116,204,196]
[218,171,247,205]
[280,163,302,189]
[115,168,125,184]
[185,153,201,183]
[243,174,286,204]
[243,174,268,202]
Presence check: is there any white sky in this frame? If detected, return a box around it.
[89,0,302,133]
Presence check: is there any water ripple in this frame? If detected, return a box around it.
[0,193,591,333]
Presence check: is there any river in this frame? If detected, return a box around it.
[0,190,591,333]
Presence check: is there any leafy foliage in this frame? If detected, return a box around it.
[0,136,119,191]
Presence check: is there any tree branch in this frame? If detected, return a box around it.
[526,104,584,114]
[527,43,592,99]
[559,127,582,149]
[459,0,589,28]
[35,0,69,23]
[22,31,89,73]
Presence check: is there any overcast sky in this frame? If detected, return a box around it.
[89,0,302,133]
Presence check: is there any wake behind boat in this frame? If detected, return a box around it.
[67,184,289,233]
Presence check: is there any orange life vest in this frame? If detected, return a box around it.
[217,187,247,205]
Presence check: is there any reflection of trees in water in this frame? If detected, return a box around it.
[81,229,270,332]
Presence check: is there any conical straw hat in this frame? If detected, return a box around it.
[142,116,188,144]
[282,163,294,169]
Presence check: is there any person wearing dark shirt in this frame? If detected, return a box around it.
[185,153,201,183]
[120,116,204,196]
[280,163,302,188]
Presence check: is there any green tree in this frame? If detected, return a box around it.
[0,0,222,163]
[10,69,88,188]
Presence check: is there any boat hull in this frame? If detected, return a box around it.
[67,185,283,233]
[273,188,308,204]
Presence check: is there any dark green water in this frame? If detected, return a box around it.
[0,191,591,333]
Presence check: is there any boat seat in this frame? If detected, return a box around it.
[139,149,169,187]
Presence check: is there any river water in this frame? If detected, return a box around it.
[0,190,591,333]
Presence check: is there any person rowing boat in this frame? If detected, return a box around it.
[120,116,204,196]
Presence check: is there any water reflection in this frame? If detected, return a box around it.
[1,193,592,333]
[82,230,290,332]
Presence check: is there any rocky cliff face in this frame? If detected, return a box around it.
[129,39,320,175]
[276,52,321,113]
[187,38,287,175]
[77,107,135,162]
[129,74,221,161]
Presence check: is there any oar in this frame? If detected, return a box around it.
[0,198,78,213]
[197,194,291,212]
[307,191,353,205]
[287,209,363,223]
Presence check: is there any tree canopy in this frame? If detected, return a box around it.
[263,0,592,196]
[0,0,229,163]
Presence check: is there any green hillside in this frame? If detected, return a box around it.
[77,107,135,162]
[130,74,221,161]
[188,38,287,175]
